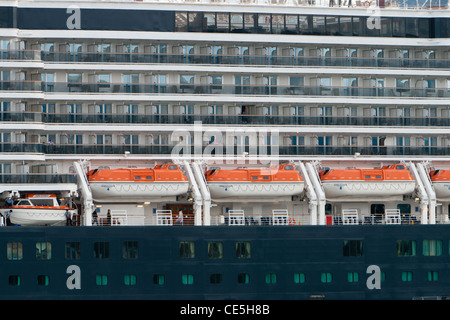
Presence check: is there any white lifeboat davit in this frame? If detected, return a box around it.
[430,170,450,200]
[3,194,75,226]
[319,164,416,200]
[87,164,189,202]
[205,164,304,199]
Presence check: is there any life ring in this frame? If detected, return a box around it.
[364,0,371,7]
[289,218,296,225]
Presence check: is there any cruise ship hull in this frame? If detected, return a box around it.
[1,225,449,300]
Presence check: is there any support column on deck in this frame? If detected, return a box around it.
[182,161,203,226]
[73,161,94,226]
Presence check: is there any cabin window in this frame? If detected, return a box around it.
[210,273,222,284]
[284,165,294,170]
[65,242,81,260]
[238,273,250,284]
[31,199,54,206]
[343,240,363,257]
[375,175,381,179]
[263,176,269,180]
[146,176,153,180]
[7,242,22,260]
[252,176,258,180]
[96,275,108,286]
[123,241,138,259]
[365,175,370,179]
[17,200,31,205]
[134,176,141,180]
[179,241,195,258]
[124,274,137,286]
[294,272,305,284]
[153,274,165,285]
[396,165,405,170]
[36,242,52,260]
[94,242,110,259]
[236,241,251,259]
[423,240,442,256]
[37,275,49,286]
[321,272,332,283]
[168,165,178,170]
[347,272,359,283]
[8,275,20,286]
[182,274,194,285]
[401,271,413,282]
[265,273,277,284]
[396,240,416,256]
[428,271,439,282]
[208,241,223,259]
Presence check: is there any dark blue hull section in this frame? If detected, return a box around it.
[0,225,449,300]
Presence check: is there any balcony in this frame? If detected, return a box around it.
[3,111,450,127]
[1,143,448,157]
[41,51,450,69]
[0,174,76,184]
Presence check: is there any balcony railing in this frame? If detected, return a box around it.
[1,143,448,156]
[2,111,450,127]
[41,51,450,69]
[0,173,77,184]
[0,49,448,70]
[3,80,447,98]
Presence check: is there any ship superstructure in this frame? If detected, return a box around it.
[0,0,448,228]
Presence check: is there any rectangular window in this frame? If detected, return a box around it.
[265,273,277,284]
[180,241,195,258]
[9,275,20,286]
[94,242,110,259]
[238,273,250,284]
[397,240,416,256]
[123,241,138,259]
[347,272,359,283]
[401,271,413,282]
[235,241,251,259]
[37,275,49,286]
[428,271,439,282]
[210,273,222,284]
[96,275,108,286]
[208,241,223,259]
[343,240,363,257]
[321,272,332,283]
[182,274,194,285]
[294,272,305,284]
[124,274,137,286]
[36,242,51,260]
[423,240,442,256]
[7,242,22,260]
[65,242,80,260]
[153,274,165,285]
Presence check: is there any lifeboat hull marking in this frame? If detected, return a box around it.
[89,181,189,200]
[208,182,304,198]
[322,181,415,198]
[432,182,450,199]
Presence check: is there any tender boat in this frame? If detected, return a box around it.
[205,164,304,199]
[319,164,416,200]
[87,164,189,202]
[3,194,75,226]
[429,170,450,200]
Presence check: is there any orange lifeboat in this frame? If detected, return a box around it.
[205,164,304,199]
[430,170,450,200]
[87,164,189,202]
[2,194,75,226]
[319,164,415,199]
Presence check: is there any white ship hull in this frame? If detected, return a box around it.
[322,181,416,198]
[89,181,189,201]
[208,182,304,198]
[8,209,73,226]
